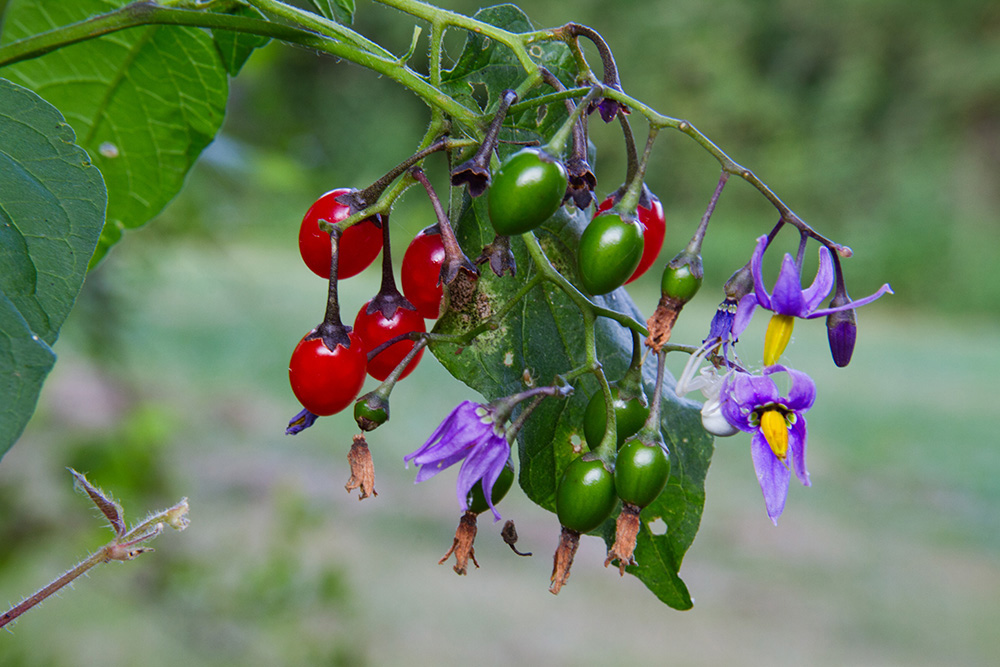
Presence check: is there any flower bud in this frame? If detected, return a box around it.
[826,303,857,367]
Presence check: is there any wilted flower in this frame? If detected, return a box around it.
[720,364,816,524]
[404,401,510,521]
[675,342,739,437]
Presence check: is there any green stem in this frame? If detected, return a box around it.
[0,0,479,125]
[520,233,647,339]
[0,1,299,66]
[372,0,539,76]
[247,0,393,59]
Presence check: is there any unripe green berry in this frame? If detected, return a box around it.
[661,261,702,302]
[614,440,670,508]
[556,457,617,533]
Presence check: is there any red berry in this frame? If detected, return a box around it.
[401,227,446,319]
[299,188,382,279]
[597,192,665,284]
[353,302,426,381]
[288,330,367,416]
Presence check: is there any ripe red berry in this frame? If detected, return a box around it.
[288,330,367,416]
[299,188,382,279]
[597,191,665,284]
[401,227,446,319]
[353,302,426,381]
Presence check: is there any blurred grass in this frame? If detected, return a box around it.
[1,235,997,666]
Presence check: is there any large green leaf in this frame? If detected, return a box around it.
[442,4,576,140]
[0,78,106,458]
[431,196,713,609]
[212,4,271,77]
[0,0,230,266]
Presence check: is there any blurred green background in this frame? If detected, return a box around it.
[1,0,998,665]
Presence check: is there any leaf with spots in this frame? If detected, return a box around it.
[0,78,106,458]
[0,0,230,266]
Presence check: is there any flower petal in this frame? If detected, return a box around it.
[770,253,807,316]
[788,416,811,487]
[751,432,791,525]
[456,434,509,518]
[732,293,758,338]
[749,236,772,309]
[801,246,834,313]
[766,364,817,411]
[809,283,894,319]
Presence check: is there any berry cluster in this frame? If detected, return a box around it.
[276,15,891,602]
[288,189,447,419]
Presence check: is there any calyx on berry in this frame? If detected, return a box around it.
[451,89,518,198]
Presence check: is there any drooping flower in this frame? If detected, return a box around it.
[285,408,319,435]
[734,236,892,364]
[720,364,817,524]
[404,400,510,521]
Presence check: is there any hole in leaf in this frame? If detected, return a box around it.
[569,434,583,454]
[647,518,668,536]
[471,82,488,110]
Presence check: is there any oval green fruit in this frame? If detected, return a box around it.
[487,148,568,236]
[614,440,670,508]
[556,457,617,533]
[583,386,650,451]
[661,262,702,302]
[577,212,644,295]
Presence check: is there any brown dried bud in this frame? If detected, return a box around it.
[345,435,378,500]
[439,511,480,575]
[604,502,641,575]
[549,527,581,595]
[501,519,532,557]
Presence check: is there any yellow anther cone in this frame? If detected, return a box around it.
[760,410,788,460]
[763,314,794,365]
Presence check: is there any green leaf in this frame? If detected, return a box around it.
[442,4,576,142]
[304,0,355,25]
[0,78,106,458]
[212,4,271,76]
[0,0,230,266]
[430,197,713,609]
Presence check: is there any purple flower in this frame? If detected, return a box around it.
[735,235,893,327]
[720,364,816,525]
[405,401,511,521]
[734,236,892,364]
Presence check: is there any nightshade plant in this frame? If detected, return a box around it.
[0,0,892,614]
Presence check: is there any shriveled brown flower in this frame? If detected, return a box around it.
[439,511,480,575]
[549,527,581,595]
[604,502,641,575]
[345,435,378,500]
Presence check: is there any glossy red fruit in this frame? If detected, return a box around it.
[353,302,426,381]
[299,188,382,279]
[401,227,446,319]
[288,331,367,416]
[597,192,665,284]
